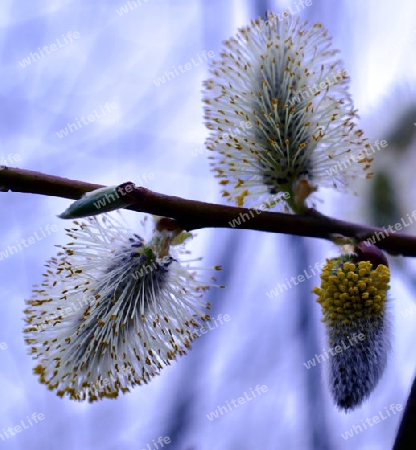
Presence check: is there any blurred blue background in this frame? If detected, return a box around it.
[1,0,416,449]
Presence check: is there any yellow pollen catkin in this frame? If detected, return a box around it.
[312,260,390,327]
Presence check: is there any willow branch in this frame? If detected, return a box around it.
[393,372,416,449]
[1,166,416,257]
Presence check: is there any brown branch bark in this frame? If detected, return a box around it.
[1,165,416,256]
[393,372,416,449]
